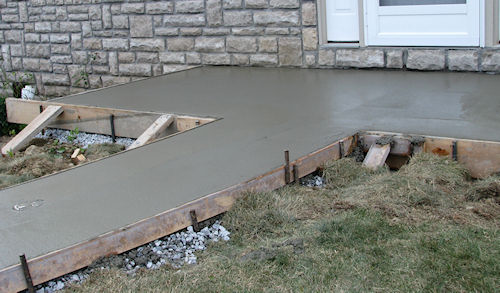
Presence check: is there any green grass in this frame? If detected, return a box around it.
[67,154,499,292]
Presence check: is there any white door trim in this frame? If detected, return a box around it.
[480,0,485,47]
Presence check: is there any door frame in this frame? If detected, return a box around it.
[317,0,496,47]
[318,0,365,46]
[363,0,483,47]
[325,0,360,42]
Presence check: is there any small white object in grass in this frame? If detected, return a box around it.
[21,85,36,100]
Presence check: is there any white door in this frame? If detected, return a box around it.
[326,0,360,42]
[366,0,480,46]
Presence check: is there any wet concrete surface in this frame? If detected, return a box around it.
[1,67,499,269]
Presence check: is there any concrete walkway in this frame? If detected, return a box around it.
[1,67,499,270]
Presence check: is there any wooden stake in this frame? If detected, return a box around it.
[452,140,458,161]
[39,105,45,135]
[189,210,200,232]
[1,105,63,155]
[19,255,34,293]
[293,164,299,185]
[284,150,290,184]
[110,115,116,143]
[127,114,174,150]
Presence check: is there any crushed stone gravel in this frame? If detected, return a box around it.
[300,174,325,188]
[35,221,230,292]
[35,128,135,149]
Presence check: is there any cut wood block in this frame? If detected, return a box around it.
[363,144,391,169]
[76,154,86,163]
[127,114,174,150]
[71,148,80,158]
[71,149,83,164]
[1,105,63,155]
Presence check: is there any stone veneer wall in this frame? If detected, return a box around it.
[1,0,500,97]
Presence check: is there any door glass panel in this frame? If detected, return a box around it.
[380,0,466,6]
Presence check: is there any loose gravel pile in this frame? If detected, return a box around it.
[300,174,325,188]
[35,128,135,149]
[35,221,230,293]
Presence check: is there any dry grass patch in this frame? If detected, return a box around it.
[0,139,126,189]
[324,153,499,227]
[85,143,124,161]
[66,153,499,292]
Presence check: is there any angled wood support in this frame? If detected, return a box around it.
[2,105,63,155]
[127,114,174,150]
[363,144,391,169]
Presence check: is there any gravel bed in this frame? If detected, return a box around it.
[35,128,135,149]
[35,221,230,293]
[300,174,325,188]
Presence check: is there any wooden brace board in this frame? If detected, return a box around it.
[5,98,216,139]
[127,115,174,150]
[363,144,391,169]
[1,105,63,155]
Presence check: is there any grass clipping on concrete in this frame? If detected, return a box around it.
[67,153,499,292]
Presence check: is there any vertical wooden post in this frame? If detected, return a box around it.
[20,254,35,293]
[452,140,458,161]
[293,164,299,185]
[110,115,116,143]
[189,210,200,232]
[284,150,290,184]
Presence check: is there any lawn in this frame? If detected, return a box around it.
[67,153,499,292]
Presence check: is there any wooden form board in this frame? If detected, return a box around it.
[1,105,63,155]
[127,115,174,150]
[5,98,215,139]
[360,131,500,178]
[0,135,355,293]
[425,137,500,178]
[361,133,412,156]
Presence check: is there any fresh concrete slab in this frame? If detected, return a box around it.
[1,67,499,270]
